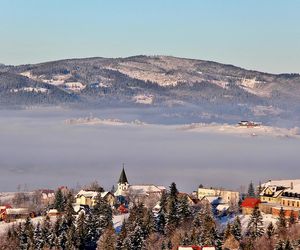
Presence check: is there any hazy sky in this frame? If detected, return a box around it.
[1,0,300,73]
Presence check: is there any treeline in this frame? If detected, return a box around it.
[2,182,300,250]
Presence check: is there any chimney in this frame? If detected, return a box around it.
[291,182,294,190]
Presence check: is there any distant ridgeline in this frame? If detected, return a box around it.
[1,55,300,125]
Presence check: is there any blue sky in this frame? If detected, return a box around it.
[1,0,299,73]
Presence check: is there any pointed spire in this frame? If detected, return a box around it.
[118,164,128,184]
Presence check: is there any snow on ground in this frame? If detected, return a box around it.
[0,216,46,236]
[179,123,300,139]
[133,94,154,105]
[219,213,279,233]
[10,87,48,94]
[240,77,269,97]
[64,116,300,139]
[65,117,146,126]
[113,213,129,230]
[64,82,86,92]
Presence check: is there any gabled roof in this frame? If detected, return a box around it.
[118,167,128,184]
[241,197,260,208]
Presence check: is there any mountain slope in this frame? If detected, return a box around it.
[1,55,299,125]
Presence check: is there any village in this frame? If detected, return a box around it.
[0,167,299,249]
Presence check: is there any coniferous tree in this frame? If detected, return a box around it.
[116,221,127,250]
[142,209,155,238]
[289,210,296,226]
[155,210,166,234]
[231,216,242,241]
[75,211,87,249]
[41,215,52,247]
[181,232,190,245]
[85,212,98,249]
[64,192,75,227]
[257,181,263,196]
[19,223,30,250]
[58,229,68,249]
[97,224,116,250]
[284,239,293,250]
[93,193,113,235]
[33,222,44,250]
[246,206,264,239]
[277,207,287,235]
[177,195,192,224]
[275,239,285,250]
[124,223,145,250]
[247,181,255,197]
[223,223,232,240]
[54,188,65,212]
[266,222,275,239]
[167,239,172,250]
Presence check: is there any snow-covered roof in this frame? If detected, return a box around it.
[202,196,221,204]
[284,183,300,194]
[128,185,165,195]
[216,204,230,212]
[262,179,300,189]
[6,208,29,215]
[260,185,285,197]
[75,190,112,199]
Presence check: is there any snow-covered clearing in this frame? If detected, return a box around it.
[133,94,154,105]
[65,117,146,126]
[179,123,300,139]
[10,87,48,94]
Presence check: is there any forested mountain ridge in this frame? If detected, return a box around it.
[1,55,299,125]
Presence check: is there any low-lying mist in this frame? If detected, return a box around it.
[0,108,299,192]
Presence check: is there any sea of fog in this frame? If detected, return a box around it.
[0,108,299,192]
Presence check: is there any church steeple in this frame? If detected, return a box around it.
[118,165,128,184]
[115,164,129,196]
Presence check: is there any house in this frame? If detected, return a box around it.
[38,189,55,206]
[238,121,261,127]
[280,183,300,208]
[241,197,261,215]
[178,193,200,207]
[197,187,239,206]
[75,190,115,207]
[0,205,12,221]
[259,179,300,205]
[3,208,31,222]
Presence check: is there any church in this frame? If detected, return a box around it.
[114,166,166,202]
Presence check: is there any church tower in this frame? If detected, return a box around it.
[115,164,129,196]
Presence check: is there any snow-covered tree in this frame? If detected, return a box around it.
[54,188,65,212]
[177,195,192,223]
[246,206,264,239]
[266,222,275,239]
[33,222,44,250]
[231,216,242,241]
[41,215,52,247]
[97,224,116,250]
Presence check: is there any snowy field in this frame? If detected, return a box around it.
[0,108,300,192]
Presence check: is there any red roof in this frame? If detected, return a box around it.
[241,197,261,208]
